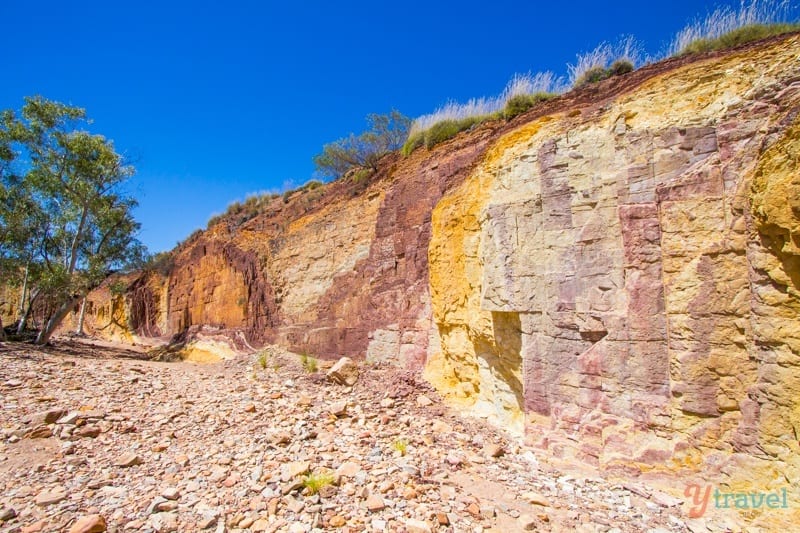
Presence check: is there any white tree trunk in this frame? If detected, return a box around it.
[75,297,87,336]
[17,262,29,321]
[35,296,80,345]
[17,288,39,334]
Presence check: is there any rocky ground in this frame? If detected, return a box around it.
[0,339,724,533]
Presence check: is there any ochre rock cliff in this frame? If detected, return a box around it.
[56,35,800,497]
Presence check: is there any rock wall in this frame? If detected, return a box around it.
[63,35,800,486]
[426,36,800,488]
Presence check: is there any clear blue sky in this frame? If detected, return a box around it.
[0,1,789,252]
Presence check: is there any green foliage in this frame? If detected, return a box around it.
[425,115,491,150]
[256,350,269,369]
[503,93,557,120]
[108,279,128,296]
[142,251,175,275]
[401,131,424,156]
[608,59,634,76]
[0,96,144,344]
[392,438,409,456]
[573,59,636,88]
[573,65,611,87]
[423,120,462,149]
[302,179,323,190]
[313,110,411,179]
[302,471,335,495]
[350,168,373,183]
[678,23,800,55]
[300,352,318,373]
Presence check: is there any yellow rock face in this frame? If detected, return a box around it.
[427,34,800,508]
[269,189,384,324]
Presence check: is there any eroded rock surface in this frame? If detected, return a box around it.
[29,35,800,506]
[427,36,800,492]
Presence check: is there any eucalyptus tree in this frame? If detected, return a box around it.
[0,96,145,344]
[313,110,410,179]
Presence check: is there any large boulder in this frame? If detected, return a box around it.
[326,357,359,386]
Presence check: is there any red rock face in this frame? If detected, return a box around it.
[280,134,498,364]
[69,129,496,365]
[60,36,800,491]
[165,241,277,345]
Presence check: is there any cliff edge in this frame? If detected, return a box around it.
[48,35,800,508]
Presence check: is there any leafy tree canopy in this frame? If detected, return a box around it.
[0,96,145,343]
[313,110,410,180]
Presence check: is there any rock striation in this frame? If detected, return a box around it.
[44,35,800,491]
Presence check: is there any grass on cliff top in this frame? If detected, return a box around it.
[671,0,798,55]
[567,36,641,88]
[676,22,800,55]
[401,72,564,156]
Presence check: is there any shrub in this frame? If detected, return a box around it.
[401,131,424,156]
[392,438,409,456]
[300,352,318,373]
[256,350,269,369]
[423,120,462,149]
[573,66,610,87]
[207,191,281,229]
[302,179,323,190]
[568,36,641,87]
[608,59,634,76]
[313,110,411,179]
[422,115,492,150]
[403,71,564,155]
[302,471,335,495]
[351,168,373,183]
[503,92,557,119]
[670,0,798,56]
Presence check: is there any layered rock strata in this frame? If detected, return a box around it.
[52,35,800,493]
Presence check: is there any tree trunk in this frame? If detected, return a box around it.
[35,296,81,345]
[75,297,87,335]
[17,288,39,334]
[17,261,29,321]
[67,206,88,274]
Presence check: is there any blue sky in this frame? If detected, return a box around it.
[0,1,788,252]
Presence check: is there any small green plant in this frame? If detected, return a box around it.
[300,352,318,373]
[256,351,269,369]
[608,59,634,77]
[423,119,461,148]
[503,92,557,120]
[351,167,373,183]
[392,438,409,456]
[572,59,636,88]
[426,115,491,149]
[401,131,425,156]
[302,471,335,495]
[573,65,610,87]
[302,179,324,190]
